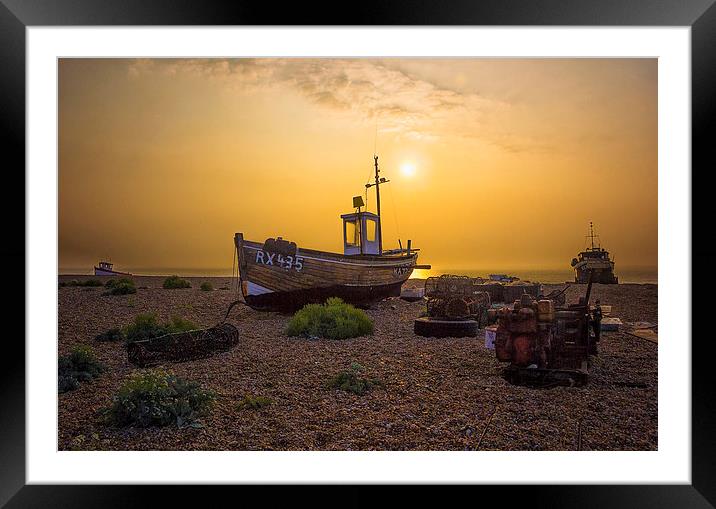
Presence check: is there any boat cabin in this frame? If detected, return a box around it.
[97,261,114,271]
[341,211,381,255]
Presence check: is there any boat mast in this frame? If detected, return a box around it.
[374,156,383,254]
[366,155,389,254]
[589,221,596,249]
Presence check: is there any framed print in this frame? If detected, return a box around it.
[2,0,711,505]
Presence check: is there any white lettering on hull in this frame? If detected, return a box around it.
[255,250,304,271]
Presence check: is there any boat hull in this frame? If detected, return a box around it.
[573,261,618,284]
[243,281,405,310]
[94,267,133,276]
[235,233,419,311]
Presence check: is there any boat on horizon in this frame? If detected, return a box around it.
[489,274,520,283]
[570,222,618,284]
[234,155,430,311]
[94,260,133,277]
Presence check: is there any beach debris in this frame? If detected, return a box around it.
[629,321,656,330]
[414,317,478,338]
[127,322,239,367]
[400,286,425,302]
[424,275,491,320]
[475,405,499,450]
[494,274,600,387]
[484,325,497,350]
[626,329,658,343]
[469,279,542,304]
[543,286,568,307]
[600,317,622,332]
[414,275,491,337]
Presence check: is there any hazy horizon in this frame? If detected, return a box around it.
[59,58,657,273]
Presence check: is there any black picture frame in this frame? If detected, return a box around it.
[2,0,710,506]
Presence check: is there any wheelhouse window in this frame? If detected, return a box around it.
[345,220,361,247]
[365,218,377,242]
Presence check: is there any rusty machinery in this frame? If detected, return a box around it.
[494,276,598,386]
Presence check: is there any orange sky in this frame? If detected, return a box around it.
[59,58,657,273]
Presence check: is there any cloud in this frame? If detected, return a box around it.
[126,58,547,153]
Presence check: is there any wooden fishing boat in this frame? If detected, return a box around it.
[94,260,132,276]
[234,156,430,311]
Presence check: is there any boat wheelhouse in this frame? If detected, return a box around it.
[94,261,133,276]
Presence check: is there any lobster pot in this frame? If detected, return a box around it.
[425,275,474,298]
[127,323,239,367]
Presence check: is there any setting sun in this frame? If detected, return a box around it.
[400,162,416,177]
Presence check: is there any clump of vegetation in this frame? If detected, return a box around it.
[286,297,373,340]
[236,394,273,411]
[200,281,213,291]
[103,277,137,295]
[105,277,133,288]
[123,312,198,343]
[59,278,103,288]
[95,328,124,342]
[327,362,382,396]
[58,345,104,393]
[69,432,110,451]
[163,275,191,289]
[104,369,215,428]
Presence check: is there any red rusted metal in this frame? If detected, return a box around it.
[494,278,598,386]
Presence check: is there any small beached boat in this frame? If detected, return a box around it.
[94,261,132,276]
[234,156,430,311]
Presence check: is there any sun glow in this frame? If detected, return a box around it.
[400,162,416,177]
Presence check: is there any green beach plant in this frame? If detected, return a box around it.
[163,275,191,289]
[123,312,198,344]
[60,279,104,288]
[327,362,382,396]
[58,345,105,393]
[104,369,215,428]
[286,297,373,340]
[103,277,137,295]
[95,328,125,342]
[236,394,273,411]
[200,281,213,291]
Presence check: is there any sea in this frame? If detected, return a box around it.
[409,267,658,284]
[60,266,658,284]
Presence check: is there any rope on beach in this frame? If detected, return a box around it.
[219,299,245,325]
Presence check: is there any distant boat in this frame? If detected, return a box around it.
[94,261,132,276]
[234,155,430,311]
[489,274,520,283]
[570,222,618,284]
